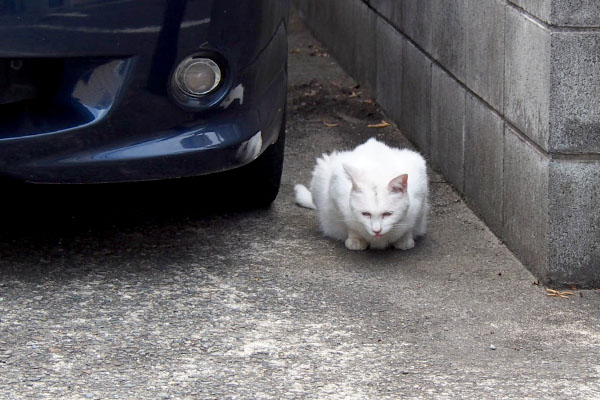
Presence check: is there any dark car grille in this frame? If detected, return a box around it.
[0,58,63,105]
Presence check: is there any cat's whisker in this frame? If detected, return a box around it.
[389,223,411,229]
[332,217,358,222]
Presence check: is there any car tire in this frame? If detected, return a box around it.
[212,115,286,209]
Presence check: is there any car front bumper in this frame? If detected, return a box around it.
[0,0,288,183]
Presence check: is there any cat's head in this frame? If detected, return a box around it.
[344,164,410,238]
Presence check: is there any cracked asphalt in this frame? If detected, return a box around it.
[1,13,599,400]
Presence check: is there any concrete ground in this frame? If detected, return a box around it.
[1,14,599,400]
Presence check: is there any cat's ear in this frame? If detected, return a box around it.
[343,164,362,192]
[388,174,408,194]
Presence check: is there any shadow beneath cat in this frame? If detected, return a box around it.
[327,235,431,272]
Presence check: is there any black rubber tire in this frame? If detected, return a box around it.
[212,116,286,209]
[241,126,286,207]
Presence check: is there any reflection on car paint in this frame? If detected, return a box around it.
[8,18,210,33]
[72,60,128,119]
[0,18,210,34]
[236,130,262,164]
[220,83,244,109]
[89,129,226,161]
[46,12,89,18]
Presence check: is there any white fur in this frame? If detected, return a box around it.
[294,184,316,209]
[295,138,429,250]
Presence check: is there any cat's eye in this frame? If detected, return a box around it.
[383,212,393,217]
[361,212,371,217]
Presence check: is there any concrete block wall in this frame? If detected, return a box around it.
[293,0,600,287]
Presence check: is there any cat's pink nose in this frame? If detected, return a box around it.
[373,228,382,236]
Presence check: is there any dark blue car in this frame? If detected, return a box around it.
[0,0,289,206]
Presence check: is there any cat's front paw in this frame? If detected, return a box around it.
[393,236,415,250]
[345,237,368,251]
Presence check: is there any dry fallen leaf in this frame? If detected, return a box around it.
[545,288,575,298]
[367,120,391,128]
[289,48,301,54]
[310,50,329,57]
[348,91,359,98]
[323,121,340,127]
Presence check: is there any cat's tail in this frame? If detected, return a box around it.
[294,184,316,209]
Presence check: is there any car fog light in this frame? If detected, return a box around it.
[174,57,222,97]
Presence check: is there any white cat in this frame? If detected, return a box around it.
[294,138,429,250]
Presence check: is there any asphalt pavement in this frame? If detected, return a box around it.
[0,14,599,400]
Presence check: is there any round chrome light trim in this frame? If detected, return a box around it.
[174,57,222,97]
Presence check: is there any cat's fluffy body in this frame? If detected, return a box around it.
[295,138,428,250]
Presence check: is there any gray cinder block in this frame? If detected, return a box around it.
[504,6,551,150]
[354,0,378,95]
[329,0,356,72]
[508,0,600,27]
[507,0,551,23]
[376,19,403,124]
[402,0,432,53]
[548,161,600,286]
[503,128,600,286]
[431,66,465,193]
[505,6,600,154]
[305,0,333,46]
[431,0,466,83]
[551,0,600,27]
[503,128,550,281]
[465,0,505,112]
[291,0,308,19]
[370,0,402,31]
[549,32,600,154]
[464,94,504,236]
[401,40,432,156]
